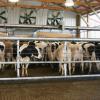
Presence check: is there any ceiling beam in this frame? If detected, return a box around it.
[30,0,100,7]
[0,3,78,12]
[0,0,6,4]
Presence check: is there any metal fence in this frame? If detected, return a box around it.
[0,37,100,81]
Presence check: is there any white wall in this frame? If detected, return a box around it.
[63,12,76,26]
[0,6,76,37]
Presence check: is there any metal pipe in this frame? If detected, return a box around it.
[0,37,100,42]
[0,24,58,29]
[0,24,100,31]
[17,40,20,77]
[85,0,100,21]
[64,42,67,76]
[0,61,100,64]
[80,15,89,26]
[0,74,100,81]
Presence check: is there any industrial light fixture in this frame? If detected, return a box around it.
[9,0,19,3]
[65,0,74,7]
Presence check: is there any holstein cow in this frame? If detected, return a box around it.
[0,42,5,70]
[13,41,42,76]
[34,41,48,62]
[4,40,13,62]
[46,42,62,69]
[68,42,84,74]
[46,42,72,75]
[94,42,100,72]
[82,42,96,73]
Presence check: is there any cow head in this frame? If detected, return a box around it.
[88,45,95,56]
[28,42,42,60]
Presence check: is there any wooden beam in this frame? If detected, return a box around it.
[33,0,64,4]
[0,3,81,12]
[31,0,100,7]
[0,0,6,4]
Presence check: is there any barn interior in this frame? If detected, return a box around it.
[0,0,100,100]
[0,0,100,77]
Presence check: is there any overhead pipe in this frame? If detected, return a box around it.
[84,0,100,21]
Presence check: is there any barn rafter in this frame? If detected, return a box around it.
[0,0,99,14]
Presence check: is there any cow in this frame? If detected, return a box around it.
[46,42,72,75]
[0,42,5,70]
[68,42,84,74]
[34,41,48,62]
[12,41,42,76]
[82,42,96,73]
[4,40,13,62]
[94,42,100,72]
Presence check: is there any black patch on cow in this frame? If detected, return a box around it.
[28,42,35,47]
[95,44,100,59]
[71,41,76,44]
[55,43,59,49]
[51,44,55,52]
[82,43,89,51]
[0,45,4,51]
[88,46,95,56]
[20,42,38,58]
[12,44,17,59]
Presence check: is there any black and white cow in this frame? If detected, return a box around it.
[46,42,72,75]
[82,42,96,73]
[0,42,5,70]
[13,41,42,76]
[94,42,100,72]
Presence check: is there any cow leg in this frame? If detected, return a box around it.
[22,64,25,77]
[89,62,92,73]
[0,64,1,70]
[72,63,75,74]
[25,64,28,76]
[81,62,84,73]
[68,63,71,75]
[59,63,64,75]
[1,56,5,70]
[59,63,62,74]
[81,56,84,73]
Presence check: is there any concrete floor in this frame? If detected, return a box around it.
[0,80,100,100]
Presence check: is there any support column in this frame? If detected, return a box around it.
[76,14,80,38]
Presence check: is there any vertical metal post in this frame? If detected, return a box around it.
[64,41,67,76]
[17,40,20,77]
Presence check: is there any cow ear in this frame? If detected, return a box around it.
[29,42,35,46]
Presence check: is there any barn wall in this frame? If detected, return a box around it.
[0,7,76,37]
[63,12,76,26]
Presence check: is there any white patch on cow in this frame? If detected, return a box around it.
[0,42,5,69]
[32,46,42,59]
[19,44,28,53]
[35,41,47,49]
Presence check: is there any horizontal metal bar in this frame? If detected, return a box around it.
[79,27,100,31]
[1,61,100,64]
[0,24,100,31]
[0,37,100,42]
[0,24,58,29]
[0,74,100,81]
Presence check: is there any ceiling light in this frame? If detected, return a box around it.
[9,0,19,3]
[65,0,74,7]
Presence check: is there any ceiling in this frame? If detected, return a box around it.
[0,0,100,15]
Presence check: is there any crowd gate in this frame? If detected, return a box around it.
[0,37,100,82]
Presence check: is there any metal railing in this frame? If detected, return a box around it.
[0,37,100,81]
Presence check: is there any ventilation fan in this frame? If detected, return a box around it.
[19,9,37,24]
[0,10,7,24]
[47,11,63,26]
